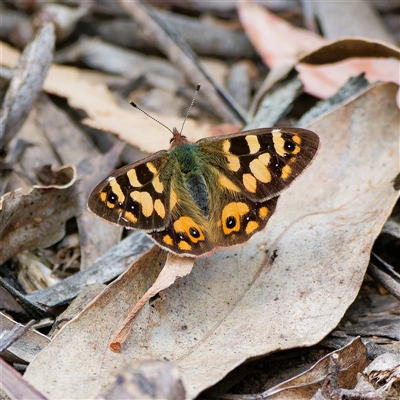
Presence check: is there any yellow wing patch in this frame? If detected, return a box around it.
[109,178,125,203]
[243,173,257,193]
[127,169,142,187]
[131,191,153,217]
[246,135,261,154]
[249,159,271,183]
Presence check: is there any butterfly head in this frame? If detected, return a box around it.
[170,127,189,148]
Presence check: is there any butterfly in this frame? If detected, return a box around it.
[88,119,320,257]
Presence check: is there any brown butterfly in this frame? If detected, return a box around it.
[88,113,320,257]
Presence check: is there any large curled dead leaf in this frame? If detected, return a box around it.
[23,82,399,399]
[0,166,79,264]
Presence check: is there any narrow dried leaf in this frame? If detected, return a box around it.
[25,231,153,307]
[0,22,55,148]
[119,0,246,124]
[260,338,369,398]
[0,166,78,264]
[24,83,399,399]
[0,312,49,364]
[0,358,47,400]
[110,254,194,351]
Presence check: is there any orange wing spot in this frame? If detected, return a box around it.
[219,175,240,192]
[293,135,302,144]
[178,241,192,251]
[170,190,178,210]
[100,192,107,202]
[152,175,164,193]
[106,202,115,209]
[226,155,240,172]
[243,173,257,193]
[259,207,269,219]
[154,199,165,219]
[245,221,259,234]
[272,129,287,157]
[249,159,271,183]
[163,235,173,245]
[281,165,292,180]
[124,211,137,223]
[109,178,125,203]
[127,169,142,187]
[221,202,250,235]
[131,191,153,217]
[173,216,205,243]
[246,135,260,154]
[292,147,300,154]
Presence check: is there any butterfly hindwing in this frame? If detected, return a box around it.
[150,177,215,257]
[210,191,279,248]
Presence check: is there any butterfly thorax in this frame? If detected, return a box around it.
[169,142,210,218]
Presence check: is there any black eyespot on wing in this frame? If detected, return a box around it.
[189,227,200,238]
[107,191,118,204]
[226,216,236,228]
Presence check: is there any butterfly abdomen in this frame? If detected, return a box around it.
[185,174,209,217]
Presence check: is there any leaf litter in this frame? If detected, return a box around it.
[1,2,399,400]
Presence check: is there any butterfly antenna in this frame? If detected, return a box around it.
[130,101,174,135]
[180,84,201,134]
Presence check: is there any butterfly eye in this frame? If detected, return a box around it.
[170,138,175,144]
[226,216,236,229]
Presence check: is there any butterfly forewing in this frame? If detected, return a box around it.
[88,151,173,231]
[198,128,320,202]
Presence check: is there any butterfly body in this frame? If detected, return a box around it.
[88,127,320,257]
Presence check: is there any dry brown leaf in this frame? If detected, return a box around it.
[238,1,325,68]
[0,166,79,264]
[0,358,47,400]
[297,38,400,100]
[0,312,50,364]
[0,41,212,154]
[0,22,55,149]
[259,337,369,399]
[23,82,399,399]
[110,253,194,351]
[239,3,400,107]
